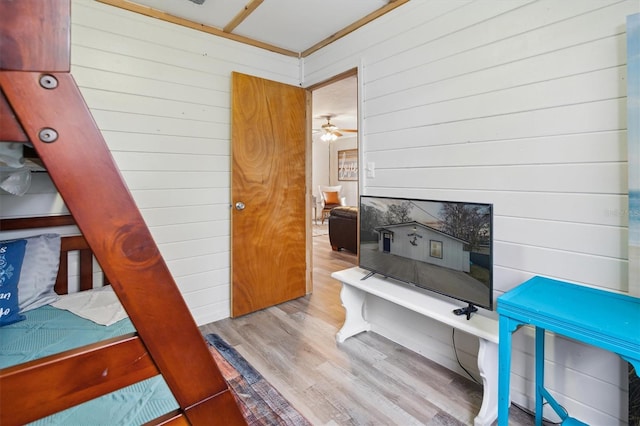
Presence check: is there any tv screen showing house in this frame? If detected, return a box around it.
[359,195,494,310]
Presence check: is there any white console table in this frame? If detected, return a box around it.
[331,267,500,426]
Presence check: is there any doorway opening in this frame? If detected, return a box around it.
[308,69,359,257]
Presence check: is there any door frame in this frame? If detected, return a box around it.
[306,67,360,292]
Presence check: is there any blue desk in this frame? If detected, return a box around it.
[497,276,640,425]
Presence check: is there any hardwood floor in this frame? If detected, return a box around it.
[200,229,534,425]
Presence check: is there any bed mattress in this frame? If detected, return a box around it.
[0,305,178,425]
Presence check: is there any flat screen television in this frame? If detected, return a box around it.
[359,195,493,316]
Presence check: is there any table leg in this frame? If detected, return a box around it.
[474,339,498,426]
[498,316,515,426]
[535,327,545,426]
[621,356,640,376]
[336,284,371,343]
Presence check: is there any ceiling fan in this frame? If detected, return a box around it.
[316,115,357,142]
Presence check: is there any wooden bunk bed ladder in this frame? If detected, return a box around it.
[0,1,246,424]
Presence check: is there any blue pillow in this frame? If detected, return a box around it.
[0,239,27,326]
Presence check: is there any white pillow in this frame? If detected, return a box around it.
[18,234,61,312]
[51,285,128,326]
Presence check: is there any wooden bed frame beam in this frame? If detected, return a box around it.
[0,215,76,230]
[147,410,192,426]
[57,234,101,293]
[0,0,70,72]
[0,90,28,141]
[1,333,158,425]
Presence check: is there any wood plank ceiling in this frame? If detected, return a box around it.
[96,0,409,57]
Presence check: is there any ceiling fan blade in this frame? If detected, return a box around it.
[340,128,358,133]
[334,130,343,137]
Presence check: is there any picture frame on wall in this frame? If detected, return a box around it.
[338,149,358,181]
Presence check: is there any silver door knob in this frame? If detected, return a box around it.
[235,201,246,210]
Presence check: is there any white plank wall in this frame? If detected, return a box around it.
[0,0,300,325]
[304,0,639,424]
[72,1,300,324]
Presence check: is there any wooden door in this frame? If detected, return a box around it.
[231,72,307,317]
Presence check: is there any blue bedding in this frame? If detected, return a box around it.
[0,305,178,425]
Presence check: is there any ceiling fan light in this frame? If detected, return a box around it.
[321,132,337,142]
